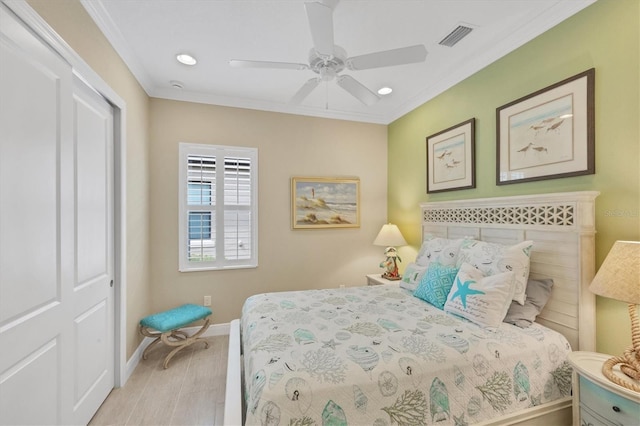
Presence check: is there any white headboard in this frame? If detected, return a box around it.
[420,191,599,352]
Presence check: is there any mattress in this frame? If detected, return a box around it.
[241,285,572,425]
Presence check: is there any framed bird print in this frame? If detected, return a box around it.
[426,118,475,193]
[496,68,595,185]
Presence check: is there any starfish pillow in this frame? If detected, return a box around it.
[444,262,516,329]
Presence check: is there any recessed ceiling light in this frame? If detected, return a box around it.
[378,87,393,95]
[176,53,197,66]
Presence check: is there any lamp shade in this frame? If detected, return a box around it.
[373,223,407,247]
[589,240,640,305]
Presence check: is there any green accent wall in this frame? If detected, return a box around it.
[388,0,639,356]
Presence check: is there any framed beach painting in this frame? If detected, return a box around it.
[497,68,595,185]
[291,177,360,229]
[426,118,475,193]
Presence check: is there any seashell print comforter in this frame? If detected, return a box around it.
[241,285,572,425]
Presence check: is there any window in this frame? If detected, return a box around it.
[179,143,258,271]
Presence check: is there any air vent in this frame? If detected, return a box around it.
[439,25,474,47]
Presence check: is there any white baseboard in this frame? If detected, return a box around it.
[123,322,231,385]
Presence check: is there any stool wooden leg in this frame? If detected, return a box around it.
[140,327,189,360]
[159,317,211,369]
[161,338,210,369]
[172,330,189,340]
[140,325,164,360]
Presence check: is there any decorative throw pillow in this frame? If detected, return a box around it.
[444,263,516,329]
[415,236,463,268]
[504,278,554,328]
[413,262,460,309]
[400,263,428,292]
[456,239,533,305]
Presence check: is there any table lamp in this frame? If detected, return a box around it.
[373,223,407,280]
[588,240,640,392]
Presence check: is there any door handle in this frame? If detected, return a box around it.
[110,279,114,287]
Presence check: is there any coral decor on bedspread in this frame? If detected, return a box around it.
[241,285,572,425]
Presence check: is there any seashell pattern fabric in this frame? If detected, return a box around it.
[241,285,572,425]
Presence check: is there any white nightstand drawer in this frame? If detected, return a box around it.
[579,376,640,425]
[579,403,612,426]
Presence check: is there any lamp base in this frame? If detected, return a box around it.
[602,352,640,392]
[601,304,640,392]
[381,273,401,281]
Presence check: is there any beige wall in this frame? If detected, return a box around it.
[149,100,388,323]
[27,0,152,359]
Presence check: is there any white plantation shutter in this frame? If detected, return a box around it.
[179,143,258,271]
[187,156,216,262]
[223,157,252,260]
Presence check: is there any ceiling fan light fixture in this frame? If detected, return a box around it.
[378,87,393,95]
[319,67,337,81]
[176,53,197,66]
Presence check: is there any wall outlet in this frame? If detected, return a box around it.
[203,295,212,306]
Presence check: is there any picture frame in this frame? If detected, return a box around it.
[291,177,360,229]
[496,68,595,185]
[426,118,476,193]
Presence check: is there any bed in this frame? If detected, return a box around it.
[225,191,599,425]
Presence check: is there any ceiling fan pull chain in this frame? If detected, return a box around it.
[325,81,329,110]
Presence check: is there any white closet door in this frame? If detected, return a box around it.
[0,4,75,424]
[71,75,114,425]
[0,4,114,425]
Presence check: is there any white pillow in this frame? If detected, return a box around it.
[444,263,516,329]
[400,263,427,291]
[415,236,463,268]
[456,239,533,305]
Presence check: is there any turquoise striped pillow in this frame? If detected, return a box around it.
[413,262,459,309]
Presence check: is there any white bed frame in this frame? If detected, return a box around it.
[224,191,599,425]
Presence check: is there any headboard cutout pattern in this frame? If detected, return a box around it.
[423,204,575,227]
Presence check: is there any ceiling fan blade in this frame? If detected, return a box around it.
[229,60,309,71]
[336,75,379,106]
[305,2,334,57]
[289,78,321,104]
[346,44,427,71]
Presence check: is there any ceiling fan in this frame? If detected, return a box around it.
[229,0,428,106]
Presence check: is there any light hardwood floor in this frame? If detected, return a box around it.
[89,335,229,426]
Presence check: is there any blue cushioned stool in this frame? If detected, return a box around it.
[139,304,212,368]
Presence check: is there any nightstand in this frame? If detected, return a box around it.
[366,274,401,287]
[568,351,640,426]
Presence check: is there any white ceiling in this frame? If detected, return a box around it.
[81,0,596,124]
